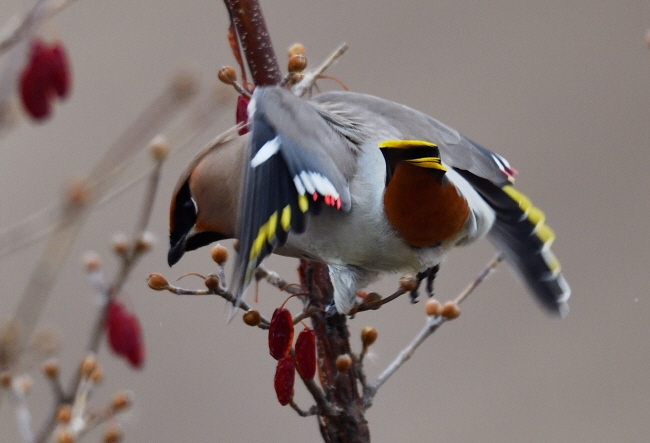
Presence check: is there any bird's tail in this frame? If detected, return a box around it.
[456,170,570,316]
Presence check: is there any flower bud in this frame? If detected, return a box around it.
[441,301,461,320]
[80,354,98,379]
[288,54,307,73]
[111,233,129,256]
[110,390,133,412]
[56,404,72,424]
[82,251,101,272]
[204,274,220,291]
[211,244,229,265]
[242,310,261,327]
[399,273,418,291]
[335,354,352,372]
[104,424,123,443]
[287,43,306,58]
[148,135,170,161]
[217,66,237,85]
[147,273,169,291]
[424,298,442,317]
[55,430,75,443]
[361,327,378,348]
[42,358,60,378]
[134,231,156,253]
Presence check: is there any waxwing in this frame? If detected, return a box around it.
[169,86,570,316]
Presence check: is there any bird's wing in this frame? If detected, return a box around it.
[231,87,358,307]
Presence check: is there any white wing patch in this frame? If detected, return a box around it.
[251,136,281,167]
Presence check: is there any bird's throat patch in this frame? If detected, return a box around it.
[383,162,470,247]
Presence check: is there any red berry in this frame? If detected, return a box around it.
[19,38,71,121]
[48,43,71,98]
[105,300,145,369]
[274,356,295,406]
[236,94,250,135]
[268,308,294,360]
[294,328,316,379]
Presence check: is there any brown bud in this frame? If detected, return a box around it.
[361,327,378,348]
[288,54,307,73]
[80,354,98,379]
[363,292,382,309]
[243,310,262,327]
[90,367,104,384]
[335,354,352,372]
[65,177,92,207]
[0,372,11,388]
[441,301,461,320]
[56,404,72,424]
[56,430,75,443]
[147,273,169,291]
[110,391,132,412]
[170,69,199,102]
[218,66,237,86]
[399,273,418,292]
[287,43,306,58]
[14,376,33,394]
[134,232,156,253]
[111,233,129,256]
[425,298,442,317]
[42,359,60,378]
[148,135,170,162]
[204,274,220,291]
[104,424,123,443]
[82,251,101,272]
[211,244,229,265]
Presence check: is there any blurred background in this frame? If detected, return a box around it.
[0,1,649,442]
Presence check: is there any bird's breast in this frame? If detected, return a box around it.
[383,162,470,247]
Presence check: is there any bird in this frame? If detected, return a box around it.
[168,86,570,317]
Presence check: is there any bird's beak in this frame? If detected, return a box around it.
[167,234,187,266]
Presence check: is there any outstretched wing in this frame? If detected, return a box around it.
[231,87,356,307]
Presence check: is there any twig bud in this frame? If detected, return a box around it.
[148,135,170,162]
[204,274,220,291]
[211,244,229,265]
[56,404,72,424]
[110,391,133,412]
[134,231,156,253]
[243,310,262,326]
[399,273,418,292]
[0,372,11,388]
[361,327,378,348]
[80,354,98,379]
[55,430,75,443]
[147,273,169,291]
[441,301,461,320]
[104,424,123,443]
[13,376,33,394]
[82,251,101,272]
[111,233,129,256]
[42,358,60,378]
[335,354,352,372]
[90,367,104,384]
[287,43,306,57]
[65,177,92,207]
[424,298,442,317]
[288,54,307,73]
[218,66,237,86]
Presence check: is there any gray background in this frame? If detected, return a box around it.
[1,1,649,442]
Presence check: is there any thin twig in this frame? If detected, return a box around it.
[289,399,318,417]
[363,253,504,408]
[293,43,349,97]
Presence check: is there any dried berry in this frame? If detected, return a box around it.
[106,300,145,369]
[335,354,352,372]
[425,298,442,317]
[441,301,461,320]
[236,94,250,135]
[19,38,71,121]
[268,308,294,360]
[274,356,295,406]
[294,328,316,379]
[242,310,261,327]
[361,326,378,348]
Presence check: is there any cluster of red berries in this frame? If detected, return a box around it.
[19,38,71,120]
[268,307,316,405]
